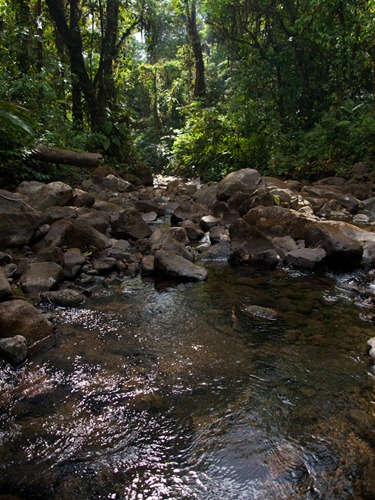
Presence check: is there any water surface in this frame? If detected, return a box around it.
[0,266,374,499]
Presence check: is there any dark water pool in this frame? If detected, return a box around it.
[0,266,374,499]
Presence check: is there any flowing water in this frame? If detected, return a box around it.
[0,266,374,499]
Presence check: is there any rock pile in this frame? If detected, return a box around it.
[1,163,375,363]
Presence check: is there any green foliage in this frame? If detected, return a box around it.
[268,98,375,179]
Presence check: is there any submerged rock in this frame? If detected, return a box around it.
[241,305,278,321]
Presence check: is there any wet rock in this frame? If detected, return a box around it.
[24,181,73,210]
[154,250,208,281]
[0,267,12,300]
[201,241,231,262]
[0,213,46,248]
[41,289,86,307]
[217,168,263,201]
[111,208,152,240]
[20,262,65,294]
[0,299,54,342]
[241,305,278,320]
[304,221,363,268]
[285,247,327,270]
[0,335,28,364]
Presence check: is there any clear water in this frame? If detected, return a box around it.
[0,266,374,499]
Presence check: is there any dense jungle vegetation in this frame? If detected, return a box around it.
[0,0,374,186]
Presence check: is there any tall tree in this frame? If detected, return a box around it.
[45,0,142,134]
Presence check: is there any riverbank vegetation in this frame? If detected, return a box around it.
[0,0,374,185]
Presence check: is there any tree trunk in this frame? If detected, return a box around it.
[35,145,103,168]
[184,0,206,99]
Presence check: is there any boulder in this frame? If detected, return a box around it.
[200,215,220,232]
[171,200,209,225]
[111,208,152,240]
[20,262,65,294]
[304,221,363,268]
[301,184,361,214]
[243,205,308,239]
[217,168,263,201]
[229,219,282,266]
[71,188,95,208]
[0,267,12,300]
[76,208,111,233]
[135,200,166,216]
[0,335,28,364]
[180,220,205,241]
[0,299,54,343]
[63,248,86,278]
[201,241,231,262]
[154,250,207,282]
[92,257,117,273]
[37,246,65,266]
[209,226,230,244]
[101,174,133,193]
[285,247,327,270]
[0,213,46,248]
[41,289,86,307]
[0,188,29,213]
[63,219,111,250]
[24,181,73,210]
[148,227,194,262]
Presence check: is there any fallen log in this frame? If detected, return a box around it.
[35,145,103,168]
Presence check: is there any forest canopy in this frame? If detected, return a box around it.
[0,0,374,185]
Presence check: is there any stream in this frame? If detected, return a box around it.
[0,265,374,499]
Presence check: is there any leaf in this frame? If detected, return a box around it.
[0,109,34,135]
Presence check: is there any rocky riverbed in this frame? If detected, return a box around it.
[1,162,375,365]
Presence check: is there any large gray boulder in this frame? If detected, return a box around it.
[20,262,65,294]
[304,221,363,268]
[0,299,54,343]
[22,181,73,210]
[111,208,152,240]
[217,169,263,201]
[154,250,207,281]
